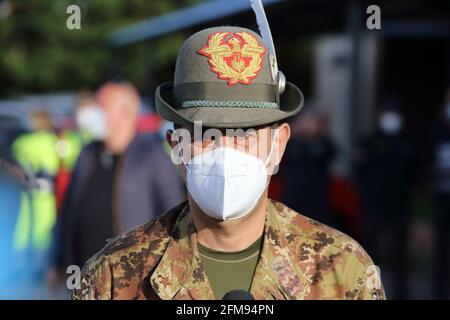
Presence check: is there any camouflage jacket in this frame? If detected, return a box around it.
[72,200,386,300]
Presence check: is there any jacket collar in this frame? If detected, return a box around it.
[250,200,309,299]
[149,200,309,300]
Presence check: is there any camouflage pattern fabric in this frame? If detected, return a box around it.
[72,200,386,300]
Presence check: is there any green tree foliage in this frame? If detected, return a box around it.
[0,0,198,97]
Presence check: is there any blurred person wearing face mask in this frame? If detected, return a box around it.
[74,94,106,141]
[54,93,98,212]
[355,98,418,299]
[426,86,450,299]
[49,82,184,288]
[280,106,336,228]
[49,94,100,290]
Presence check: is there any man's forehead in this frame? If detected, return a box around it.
[171,124,279,144]
[174,125,270,137]
[175,122,277,131]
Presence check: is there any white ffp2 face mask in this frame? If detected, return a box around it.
[76,105,107,140]
[184,131,278,221]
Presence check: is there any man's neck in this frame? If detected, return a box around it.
[190,192,268,252]
[105,129,136,155]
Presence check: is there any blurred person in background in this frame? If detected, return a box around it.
[355,98,417,299]
[0,159,27,293]
[427,86,450,299]
[54,91,96,212]
[49,82,184,290]
[280,106,336,227]
[10,110,59,282]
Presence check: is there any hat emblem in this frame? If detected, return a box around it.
[198,32,266,86]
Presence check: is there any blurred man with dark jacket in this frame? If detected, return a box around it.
[49,82,185,286]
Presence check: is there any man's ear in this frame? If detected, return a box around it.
[269,123,290,175]
[275,123,291,164]
[166,129,177,149]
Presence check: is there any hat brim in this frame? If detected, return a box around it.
[155,82,304,128]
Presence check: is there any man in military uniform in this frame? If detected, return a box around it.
[72,26,385,300]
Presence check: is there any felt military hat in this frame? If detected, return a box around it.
[155,26,304,128]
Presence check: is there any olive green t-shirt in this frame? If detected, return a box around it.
[197,236,263,300]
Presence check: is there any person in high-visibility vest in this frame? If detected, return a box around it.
[12,110,59,256]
